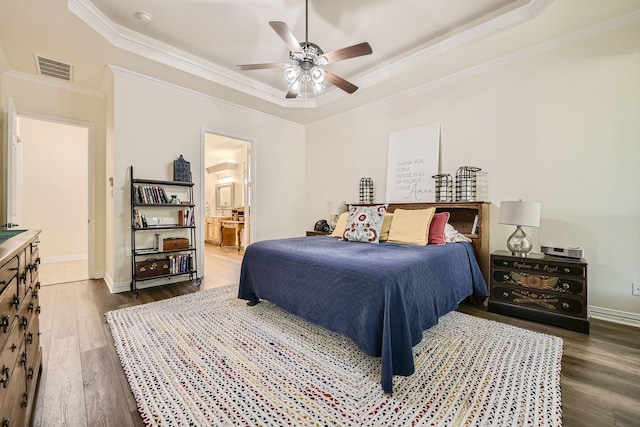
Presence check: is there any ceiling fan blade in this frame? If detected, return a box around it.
[317,42,372,65]
[237,62,289,71]
[269,21,303,54]
[325,71,358,94]
[285,89,298,99]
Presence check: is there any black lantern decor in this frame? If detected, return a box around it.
[432,173,453,202]
[455,166,481,201]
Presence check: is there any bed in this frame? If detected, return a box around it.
[238,202,489,393]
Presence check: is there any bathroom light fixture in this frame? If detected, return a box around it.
[499,200,541,257]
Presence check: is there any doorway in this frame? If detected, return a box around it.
[202,132,251,285]
[16,115,91,285]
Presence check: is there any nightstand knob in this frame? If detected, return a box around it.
[562,302,569,309]
[562,282,569,289]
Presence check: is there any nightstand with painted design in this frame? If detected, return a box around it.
[488,250,589,334]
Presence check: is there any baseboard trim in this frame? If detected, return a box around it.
[41,254,88,263]
[589,305,640,329]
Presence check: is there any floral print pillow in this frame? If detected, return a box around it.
[342,204,388,243]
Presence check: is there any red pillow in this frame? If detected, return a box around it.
[428,212,450,245]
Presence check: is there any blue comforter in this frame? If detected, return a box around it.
[238,236,488,393]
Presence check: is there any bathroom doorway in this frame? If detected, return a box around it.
[202,132,251,284]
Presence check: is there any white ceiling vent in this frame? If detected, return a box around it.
[35,54,73,82]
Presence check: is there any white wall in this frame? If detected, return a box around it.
[1,73,107,277]
[19,117,88,261]
[306,23,640,321]
[109,69,306,291]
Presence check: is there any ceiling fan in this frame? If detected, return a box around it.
[237,0,372,99]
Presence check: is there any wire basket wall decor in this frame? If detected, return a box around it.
[432,174,453,202]
[455,166,481,201]
[359,177,374,204]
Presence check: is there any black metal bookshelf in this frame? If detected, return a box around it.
[129,165,200,294]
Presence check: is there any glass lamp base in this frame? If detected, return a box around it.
[506,226,532,257]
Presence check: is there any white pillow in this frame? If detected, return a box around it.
[445,223,472,243]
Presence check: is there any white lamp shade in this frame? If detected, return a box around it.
[327,201,347,216]
[499,201,541,227]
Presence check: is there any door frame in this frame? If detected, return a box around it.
[11,110,95,278]
[200,128,255,254]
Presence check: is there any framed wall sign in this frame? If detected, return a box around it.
[385,123,440,203]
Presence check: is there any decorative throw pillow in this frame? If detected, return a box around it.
[445,223,472,243]
[387,207,436,245]
[330,212,349,238]
[379,213,394,241]
[342,204,388,243]
[428,212,450,245]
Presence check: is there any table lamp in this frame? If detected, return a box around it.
[498,200,541,257]
[327,201,347,231]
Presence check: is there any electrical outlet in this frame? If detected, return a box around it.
[633,283,640,296]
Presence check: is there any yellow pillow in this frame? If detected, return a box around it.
[379,213,394,241]
[387,208,436,245]
[330,212,349,238]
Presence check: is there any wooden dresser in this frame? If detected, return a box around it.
[205,217,233,245]
[0,230,42,426]
[488,250,589,333]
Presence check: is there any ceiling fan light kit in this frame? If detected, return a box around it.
[237,0,372,100]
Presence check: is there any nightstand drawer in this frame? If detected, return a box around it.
[492,269,585,296]
[491,257,585,278]
[491,286,586,317]
[489,250,589,333]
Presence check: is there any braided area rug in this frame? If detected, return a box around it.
[105,285,563,426]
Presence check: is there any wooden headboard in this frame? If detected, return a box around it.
[385,202,490,283]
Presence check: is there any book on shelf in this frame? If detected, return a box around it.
[471,214,479,235]
[133,185,170,204]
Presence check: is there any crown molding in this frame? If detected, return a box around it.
[310,9,640,127]
[68,0,553,109]
[68,0,292,107]
[108,65,304,127]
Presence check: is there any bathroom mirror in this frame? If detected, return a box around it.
[216,183,234,210]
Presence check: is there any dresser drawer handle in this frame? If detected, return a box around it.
[1,366,9,388]
[21,392,28,407]
[2,417,9,427]
[27,367,34,380]
[28,302,34,313]
[20,316,28,330]
[11,294,20,309]
[562,302,569,309]
[20,353,27,367]
[501,261,508,266]
[502,274,509,281]
[502,292,509,297]
[0,315,9,334]
[563,283,570,289]
[27,332,33,345]
[564,268,570,273]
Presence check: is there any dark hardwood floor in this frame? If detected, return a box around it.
[30,244,640,426]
